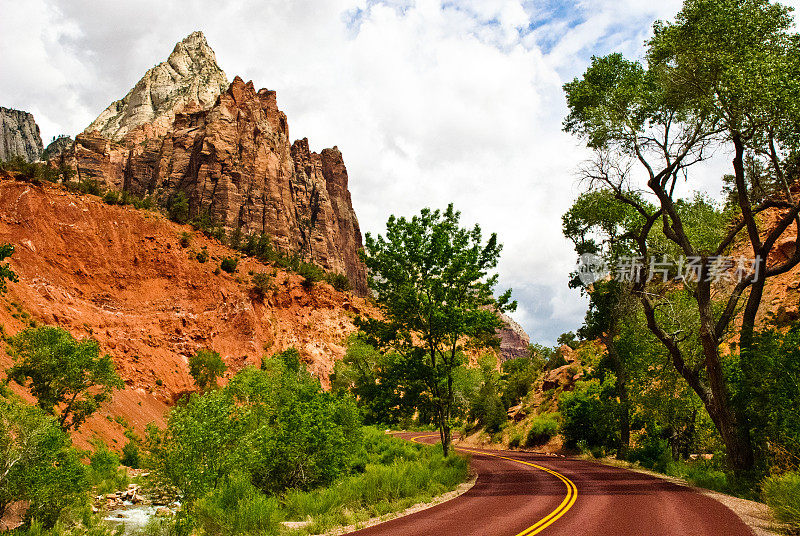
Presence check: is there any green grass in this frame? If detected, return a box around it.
[280,428,469,534]
[161,427,469,536]
[762,472,800,532]
[525,414,560,447]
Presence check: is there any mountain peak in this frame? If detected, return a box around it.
[84,31,228,142]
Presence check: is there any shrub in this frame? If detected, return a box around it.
[762,472,800,530]
[194,473,282,536]
[525,414,560,447]
[147,360,361,501]
[0,394,88,528]
[251,272,274,300]
[121,440,141,469]
[64,178,103,196]
[196,249,209,263]
[102,190,120,205]
[179,232,192,248]
[188,349,227,391]
[297,262,324,287]
[88,442,128,494]
[220,257,238,274]
[560,378,618,450]
[167,191,190,224]
[509,432,523,449]
[324,272,351,292]
[628,434,672,473]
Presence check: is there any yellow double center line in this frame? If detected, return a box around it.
[411,434,578,536]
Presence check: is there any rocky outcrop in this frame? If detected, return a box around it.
[58,32,368,295]
[85,31,228,142]
[497,312,531,360]
[42,135,73,160]
[0,107,43,162]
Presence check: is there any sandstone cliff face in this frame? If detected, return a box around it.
[0,107,43,162]
[85,31,228,142]
[0,179,375,447]
[497,312,531,360]
[59,33,368,295]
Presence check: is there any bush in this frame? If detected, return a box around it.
[762,472,800,531]
[560,378,618,450]
[194,473,283,536]
[509,432,523,449]
[64,178,103,196]
[220,257,238,274]
[7,326,124,431]
[146,358,361,501]
[102,190,120,205]
[324,272,351,292]
[628,434,672,473]
[188,349,227,391]
[525,414,560,447]
[297,262,324,287]
[179,232,192,248]
[0,394,88,528]
[251,272,274,300]
[121,441,141,469]
[88,442,128,494]
[196,249,209,263]
[167,191,190,224]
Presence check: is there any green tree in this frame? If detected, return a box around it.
[563,0,800,474]
[147,357,360,501]
[0,392,88,528]
[331,337,426,426]
[0,244,17,295]
[358,204,514,456]
[7,327,124,431]
[189,349,228,392]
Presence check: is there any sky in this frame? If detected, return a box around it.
[2,0,798,345]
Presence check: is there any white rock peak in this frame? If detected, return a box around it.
[84,31,229,142]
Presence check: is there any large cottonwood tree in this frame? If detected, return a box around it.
[563,0,800,473]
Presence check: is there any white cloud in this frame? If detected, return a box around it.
[3,0,797,344]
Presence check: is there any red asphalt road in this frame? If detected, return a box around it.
[347,433,754,536]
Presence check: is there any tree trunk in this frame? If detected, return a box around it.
[603,333,630,460]
[697,287,755,473]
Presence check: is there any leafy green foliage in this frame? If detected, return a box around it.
[88,442,128,494]
[0,393,88,528]
[0,157,73,185]
[500,355,542,409]
[121,440,141,469]
[279,428,468,534]
[167,191,190,224]
[731,324,800,471]
[0,243,18,295]
[146,355,361,501]
[762,472,800,531]
[219,257,238,274]
[465,355,507,433]
[331,338,426,426]
[560,378,619,451]
[7,327,124,431]
[193,472,282,536]
[250,272,274,300]
[324,272,351,292]
[358,204,515,455]
[188,349,227,392]
[525,414,560,448]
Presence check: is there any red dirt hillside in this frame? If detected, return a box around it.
[0,178,375,448]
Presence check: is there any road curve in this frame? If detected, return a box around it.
[346,433,754,536]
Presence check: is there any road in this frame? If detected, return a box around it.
[347,433,754,536]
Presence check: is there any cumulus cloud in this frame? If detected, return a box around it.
[3,0,798,344]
